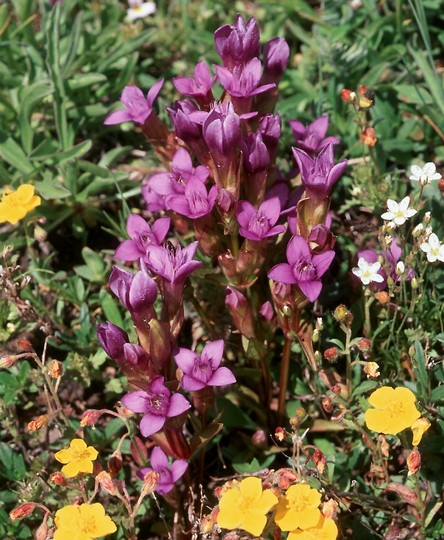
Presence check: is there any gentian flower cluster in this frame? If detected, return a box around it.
[101,13,347,495]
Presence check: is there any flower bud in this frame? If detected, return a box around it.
[27,414,49,432]
[385,221,396,232]
[324,347,339,363]
[322,499,338,520]
[108,452,123,476]
[80,409,103,427]
[341,88,356,103]
[407,447,421,476]
[97,471,119,496]
[34,224,47,243]
[251,429,267,447]
[50,472,67,486]
[141,471,159,496]
[411,417,431,446]
[412,223,424,237]
[289,407,306,430]
[312,329,320,343]
[408,345,416,357]
[16,338,33,351]
[374,291,389,304]
[331,384,342,395]
[356,338,372,353]
[0,355,17,369]
[395,261,405,276]
[411,277,419,289]
[35,513,49,540]
[315,317,323,331]
[333,304,353,325]
[377,435,390,458]
[47,360,63,378]
[312,448,326,474]
[322,397,334,413]
[423,211,431,224]
[282,305,292,317]
[360,127,377,147]
[9,503,36,520]
[274,427,287,442]
[363,362,380,378]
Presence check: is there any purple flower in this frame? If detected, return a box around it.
[122,376,191,437]
[97,322,129,364]
[290,115,340,155]
[225,287,255,339]
[292,144,347,195]
[216,58,275,99]
[259,113,281,161]
[145,241,202,283]
[173,60,216,103]
[214,15,260,70]
[168,100,202,141]
[237,198,285,241]
[203,102,241,168]
[104,80,164,125]
[137,447,188,495]
[259,301,274,321]
[268,235,335,302]
[263,37,290,84]
[167,178,218,219]
[148,147,210,199]
[242,132,270,173]
[109,265,158,319]
[115,215,170,261]
[174,340,236,392]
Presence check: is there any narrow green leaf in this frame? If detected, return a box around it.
[0,132,33,174]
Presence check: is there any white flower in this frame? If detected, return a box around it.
[409,162,441,185]
[420,233,444,263]
[127,0,156,21]
[412,223,424,237]
[352,258,385,285]
[381,196,417,226]
[395,261,405,275]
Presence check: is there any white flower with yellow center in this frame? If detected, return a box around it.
[127,0,156,21]
[352,258,384,286]
[381,196,416,226]
[409,162,441,186]
[420,233,444,263]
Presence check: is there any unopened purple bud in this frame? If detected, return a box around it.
[214,14,260,70]
[97,322,128,362]
[242,133,270,173]
[259,301,274,321]
[263,37,290,83]
[217,189,235,212]
[308,224,335,252]
[225,287,255,339]
[290,115,340,155]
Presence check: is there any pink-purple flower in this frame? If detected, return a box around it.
[137,447,188,495]
[167,178,218,219]
[115,215,170,261]
[174,340,236,392]
[216,58,275,99]
[268,235,335,302]
[292,143,347,195]
[104,80,164,125]
[290,115,339,155]
[173,60,216,102]
[237,198,285,241]
[145,241,202,284]
[122,376,191,437]
[214,14,260,70]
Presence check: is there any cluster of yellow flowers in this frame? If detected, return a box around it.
[0,184,40,224]
[53,439,116,540]
[364,386,430,445]
[217,477,338,539]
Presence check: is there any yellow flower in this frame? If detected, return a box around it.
[365,386,420,435]
[411,417,431,446]
[54,502,116,540]
[0,184,41,225]
[217,476,278,537]
[288,516,338,540]
[54,439,98,478]
[275,484,322,531]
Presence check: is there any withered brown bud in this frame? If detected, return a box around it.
[0,355,17,369]
[50,472,66,486]
[289,407,306,429]
[251,429,267,447]
[97,471,119,495]
[312,448,327,474]
[141,471,159,496]
[274,427,287,442]
[47,360,63,378]
[16,338,33,351]
[407,448,421,476]
[322,397,334,413]
[323,347,339,363]
[356,338,372,353]
[9,503,36,520]
[374,291,389,304]
[80,409,103,427]
[27,415,49,432]
[333,304,353,325]
[108,452,123,477]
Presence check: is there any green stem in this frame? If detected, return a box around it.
[278,337,292,425]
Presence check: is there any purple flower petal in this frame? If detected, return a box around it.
[104,110,132,125]
[152,217,171,243]
[207,366,236,387]
[299,280,322,302]
[201,339,224,370]
[174,348,199,373]
[122,391,149,413]
[170,459,188,482]
[114,240,142,261]
[286,235,311,266]
[150,446,169,470]
[167,393,191,417]
[140,412,166,437]
[268,263,298,284]
[127,214,151,238]
[181,375,206,392]
[312,250,335,278]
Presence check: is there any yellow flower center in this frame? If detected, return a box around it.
[80,514,97,535]
[286,490,311,510]
[386,399,406,417]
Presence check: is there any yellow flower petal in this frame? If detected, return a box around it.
[288,516,338,540]
[218,489,243,529]
[241,510,267,537]
[55,439,98,478]
[365,408,391,434]
[275,485,322,531]
[411,417,431,446]
[54,503,116,540]
[61,459,93,478]
[0,184,41,225]
[257,488,279,513]
[239,476,263,502]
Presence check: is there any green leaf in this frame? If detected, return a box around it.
[430,385,444,403]
[99,290,124,327]
[34,176,71,200]
[352,380,378,397]
[413,340,429,400]
[67,73,108,91]
[232,455,275,474]
[52,140,92,164]
[0,132,33,174]
[0,443,27,481]
[396,84,434,105]
[18,79,53,154]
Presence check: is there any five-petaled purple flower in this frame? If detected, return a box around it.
[137,447,188,495]
[145,241,202,283]
[292,143,347,195]
[115,215,170,261]
[290,115,339,155]
[214,14,260,70]
[216,58,275,99]
[167,178,218,219]
[174,340,236,392]
[104,80,164,125]
[173,60,216,103]
[237,197,285,241]
[268,235,335,302]
[122,376,191,437]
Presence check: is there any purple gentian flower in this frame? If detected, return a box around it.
[216,58,275,99]
[168,100,203,141]
[122,376,191,437]
[174,340,236,392]
[145,241,202,283]
[237,198,285,241]
[225,287,255,339]
[109,265,158,319]
[292,144,347,196]
[97,322,129,364]
[173,60,216,103]
[259,301,274,321]
[263,37,290,84]
[115,215,170,261]
[290,116,340,155]
[148,147,210,199]
[104,80,164,125]
[137,447,188,495]
[268,235,335,302]
[166,178,218,219]
[214,15,260,70]
[203,102,241,168]
[259,113,281,162]
[242,132,270,173]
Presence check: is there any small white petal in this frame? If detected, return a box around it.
[393,216,406,226]
[423,162,436,175]
[381,211,395,221]
[399,197,410,211]
[386,199,399,213]
[420,243,431,253]
[372,274,384,283]
[428,233,440,248]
